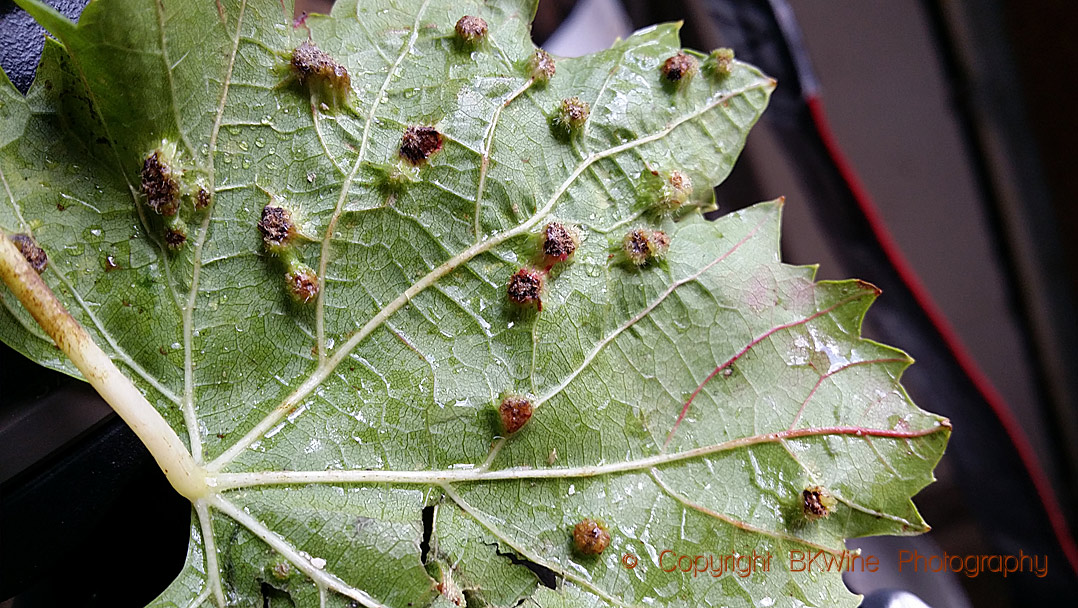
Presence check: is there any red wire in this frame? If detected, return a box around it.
[805,94,1078,575]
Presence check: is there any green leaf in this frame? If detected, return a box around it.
[0,1,949,607]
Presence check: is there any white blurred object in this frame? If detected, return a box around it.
[865,591,932,608]
[543,0,633,58]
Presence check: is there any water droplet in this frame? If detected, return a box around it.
[238,141,249,151]
[170,342,181,350]
[254,137,266,148]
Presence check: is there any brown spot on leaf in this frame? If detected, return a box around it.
[164,226,187,249]
[399,126,444,165]
[11,233,47,274]
[572,519,610,555]
[662,171,692,209]
[706,47,735,78]
[271,561,290,580]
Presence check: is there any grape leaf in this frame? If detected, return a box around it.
[0,1,950,607]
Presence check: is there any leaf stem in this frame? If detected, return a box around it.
[212,423,949,490]
[0,232,207,500]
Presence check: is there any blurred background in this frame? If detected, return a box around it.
[2,0,1077,606]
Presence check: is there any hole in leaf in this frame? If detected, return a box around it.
[486,542,557,589]
[260,581,296,608]
[420,504,435,563]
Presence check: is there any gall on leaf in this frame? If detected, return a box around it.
[705,47,736,78]
[507,267,544,310]
[10,233,48,274]
[661,51,698,88]
[454,15,488,46]
[540,222,578,263]
[498,395,534,434]
[195,186,211,210]
[622,228,670,266]
[552,97,590,135]
[399,126,444,165]
[572,519,611,556]
[270,561,290,580]
[258,204,298,251]
[163,215,188,249]
[659,170,693,210]
[141,148,181,216]
[802,486,838,521]
[290,40,351,109]
[527,48,556,83]
[285,262,320,304]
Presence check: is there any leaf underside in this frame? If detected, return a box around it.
[0,1,949,607]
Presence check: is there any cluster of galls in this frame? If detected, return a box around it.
[494,393,613,557]
[290,40,351,110]
[140,142,210,249]
[506,222,579,311]
[661,47,736,88]
[258,204,319,304]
